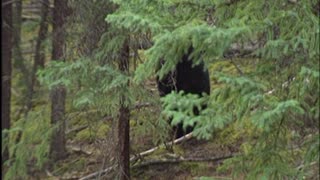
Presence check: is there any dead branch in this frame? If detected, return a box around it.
[79,133,193,180]
[68,146,92,156]
[229,58,244,75]
[65,125,88,135]
[296,161,318,171]
[79,166,114,180]
[132,102,152,109]
[224,42,260,58]
[132,154,235,169]
[132,132,193,160]
[45,169,54,177]
[265,77,296,95]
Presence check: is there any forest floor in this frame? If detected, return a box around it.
[131,138,239,180]
[44,133,240,180]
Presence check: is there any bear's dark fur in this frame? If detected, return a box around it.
[157,47,210,138]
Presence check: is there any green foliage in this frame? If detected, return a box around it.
[68,0,115,56]
[161,91,213,139]
[38,56,159,132]
[3,108,52,180]
[135,24,249,82]
[10,0,317,178]
[107,0,319,178]
[131,105,170,146]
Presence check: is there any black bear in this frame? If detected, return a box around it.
[157,47,210,138]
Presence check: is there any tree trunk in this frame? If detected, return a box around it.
[26,0,49,112]
[118,104,130,180]
[12,0,31,116]
[34,0,49,69]
[50,0,69,161]
[50,86,67,161]
[1,0,13,166]
[117,40,130,180]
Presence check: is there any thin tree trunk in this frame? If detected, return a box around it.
[12,0,31,115]
[117,39,130,180]
[50,86,67,161]
[1,0,13,166]
[50,0,69,161]
[34,0,49,69]
[26,0,49,112]
[118,104,130,179]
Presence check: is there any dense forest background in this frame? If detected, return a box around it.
[1,0,319,179]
